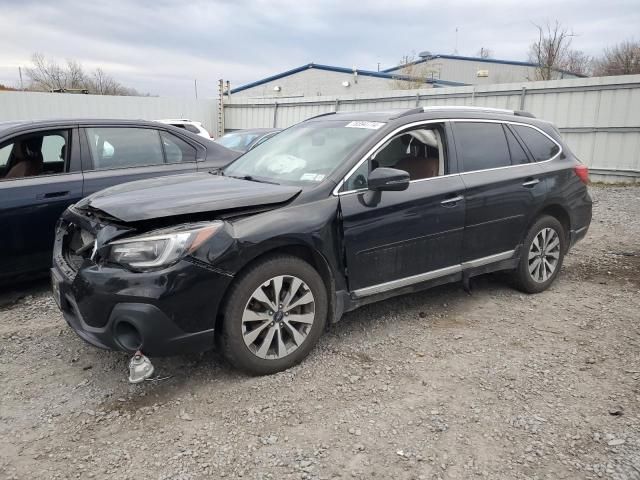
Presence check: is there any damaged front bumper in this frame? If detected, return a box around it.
[52,208,233,356]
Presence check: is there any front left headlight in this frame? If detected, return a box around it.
[107,222,224,269]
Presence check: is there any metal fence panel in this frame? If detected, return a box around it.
[0,91,218,133]
[225,75,640,182]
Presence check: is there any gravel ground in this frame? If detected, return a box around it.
[1,184,639,480]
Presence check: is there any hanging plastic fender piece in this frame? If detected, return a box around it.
[128,350,154,384]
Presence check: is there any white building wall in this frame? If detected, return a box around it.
[387,58,581,85]
[230,67,423,99]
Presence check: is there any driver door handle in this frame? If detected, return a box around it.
[441,194,464,206]
[522,178,540,188]
[37,191,70,199]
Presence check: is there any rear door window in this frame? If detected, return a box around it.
[85,127,164,170]
[512,125,560,161]
[454,122,510,172]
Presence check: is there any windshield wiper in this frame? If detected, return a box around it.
[226,174,280,185]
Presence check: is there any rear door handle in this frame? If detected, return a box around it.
[522,178,540,188]
[37,191,70,199]
[441,194,464,206]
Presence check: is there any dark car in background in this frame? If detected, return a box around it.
[0,119,239,281]
[215,128,281,152]
[52,107,591,375]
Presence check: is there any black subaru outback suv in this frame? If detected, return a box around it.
[52,107,592,375]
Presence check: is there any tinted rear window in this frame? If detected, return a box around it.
[512,125,560,161]
[455,122,510,172]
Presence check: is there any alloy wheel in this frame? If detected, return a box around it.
[241,275,316,359]
[528,227,561,283]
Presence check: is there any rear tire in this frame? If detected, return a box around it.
[512,215,566,294]
[220,255,327,375]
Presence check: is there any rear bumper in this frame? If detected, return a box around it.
[568,188,592,250]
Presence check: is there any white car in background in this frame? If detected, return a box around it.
[156,119,212,139]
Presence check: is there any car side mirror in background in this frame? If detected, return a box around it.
[367,167,410,192]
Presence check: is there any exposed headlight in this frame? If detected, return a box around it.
[108,222,223,269]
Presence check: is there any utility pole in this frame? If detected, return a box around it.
[194,79,198,99]
[18,66,24,90]
[454,27,459,55]
[217,79,225,138]
[377,62,380,72]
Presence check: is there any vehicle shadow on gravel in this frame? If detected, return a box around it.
[96,273,514,399]
[0,276,50,309]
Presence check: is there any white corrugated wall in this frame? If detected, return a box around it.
[0,91,218,133]
[225,75,640,182]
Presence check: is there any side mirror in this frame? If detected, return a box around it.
[367,167,410,192]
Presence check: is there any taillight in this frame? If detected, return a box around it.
[574,164,589,184]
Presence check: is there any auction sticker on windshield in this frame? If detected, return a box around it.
[345,121,384,130]
[300,173,325,182]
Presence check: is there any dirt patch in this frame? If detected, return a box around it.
[571,250,640,287]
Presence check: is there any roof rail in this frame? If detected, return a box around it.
[389,107,424,120]
[304,111,337,121]
[422,106,513,115]
[421,105,535,118]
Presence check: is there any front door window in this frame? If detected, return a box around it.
[343,124,447,192]
[0,130,69,180]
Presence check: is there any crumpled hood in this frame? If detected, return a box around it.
[76,173,301,222]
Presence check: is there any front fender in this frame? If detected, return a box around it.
[192,196,347,291]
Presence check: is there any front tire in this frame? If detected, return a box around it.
[220,255,327,375]
[512,215,566,294]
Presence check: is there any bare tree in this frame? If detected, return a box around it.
[528,21,577,80]
[24,53,144,95]
[25,53,66,90]
[88,68,123,95]
[563,50,593,76]
[594,40,640,76]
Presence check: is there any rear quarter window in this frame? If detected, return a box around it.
[505,127,530,165]
[512,125,560,161]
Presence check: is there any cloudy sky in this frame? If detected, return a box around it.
[0,0,638,97]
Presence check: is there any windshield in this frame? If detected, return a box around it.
[216,132,261,151]
[223,121,380,185]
